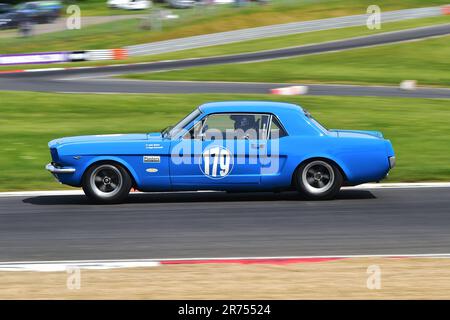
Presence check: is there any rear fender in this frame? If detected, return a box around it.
[291,153,351,183]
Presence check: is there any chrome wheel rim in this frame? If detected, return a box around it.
[90,165,123,198]
[301,161,335,194]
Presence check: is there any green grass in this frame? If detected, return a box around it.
[0,15,448,72]
[124,35,450,87]
[0,0,448,55]
[0,91,449,191]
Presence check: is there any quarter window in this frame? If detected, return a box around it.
[269,117,288,139]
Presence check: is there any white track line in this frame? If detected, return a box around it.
[0,261,160,272]
[346,182,450,189]
[1,182,449,198]
[2,253,450,272]
[0,182,450,198]
[0,190,212,198]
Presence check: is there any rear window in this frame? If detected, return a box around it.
[304,110,328,132]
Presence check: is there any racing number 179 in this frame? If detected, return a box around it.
[202,146,231,178]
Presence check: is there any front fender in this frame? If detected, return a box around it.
[55,155,142,188]
[81,156,142,187]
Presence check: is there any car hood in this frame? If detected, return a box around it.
[48,133,160,148]
[329,129,383,139]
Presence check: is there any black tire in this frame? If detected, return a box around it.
[295,159,343,200]
[82,162,132,204]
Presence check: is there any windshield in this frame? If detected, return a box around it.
[166,108,201,138]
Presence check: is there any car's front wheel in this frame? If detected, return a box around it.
[82,162,132,204]
[295,159,343,200]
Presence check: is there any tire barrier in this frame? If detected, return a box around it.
[270,85,309,95]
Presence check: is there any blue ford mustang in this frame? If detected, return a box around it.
[46,101,395,203]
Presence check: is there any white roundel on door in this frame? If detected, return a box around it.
[200,146,234,179]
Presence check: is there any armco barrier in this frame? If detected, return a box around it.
[0,49,128,66]
[0,52,69,65]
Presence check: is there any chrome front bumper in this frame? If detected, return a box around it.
[45,163,76,174]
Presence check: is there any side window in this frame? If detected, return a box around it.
[183,120,203,140]
[269,117,288,139]
[196,113,271,140]
[200,114,235,140]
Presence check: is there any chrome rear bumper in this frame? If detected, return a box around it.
[389,156,396,169]
[45,163,76,174]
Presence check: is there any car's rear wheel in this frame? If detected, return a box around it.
[295,159,343,200]
[82,162,132,204]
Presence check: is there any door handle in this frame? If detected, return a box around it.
[251,144,265,149]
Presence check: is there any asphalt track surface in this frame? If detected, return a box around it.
[2,78,449,98]
[0,187,449,262]
[1,24,449,98]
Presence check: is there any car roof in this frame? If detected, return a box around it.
[198,101,303,114]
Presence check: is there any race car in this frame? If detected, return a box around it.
[46,101,395,203]
[0,3,16,29]
[15,1,62,24]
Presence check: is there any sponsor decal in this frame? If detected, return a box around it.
[143,156,160,163]
[145,143,163,149]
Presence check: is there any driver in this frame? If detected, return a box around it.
[231,115,257,131]
[231,114,258,139]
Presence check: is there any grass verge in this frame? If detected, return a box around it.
[2,258,450,299]
[124,34,450,87]
[0,92,449,191]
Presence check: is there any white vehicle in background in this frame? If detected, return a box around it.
[107,0,126,8]
[107,0,152,10]
[165,0,195,9]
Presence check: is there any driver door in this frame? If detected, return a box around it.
[169,113,270,188]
